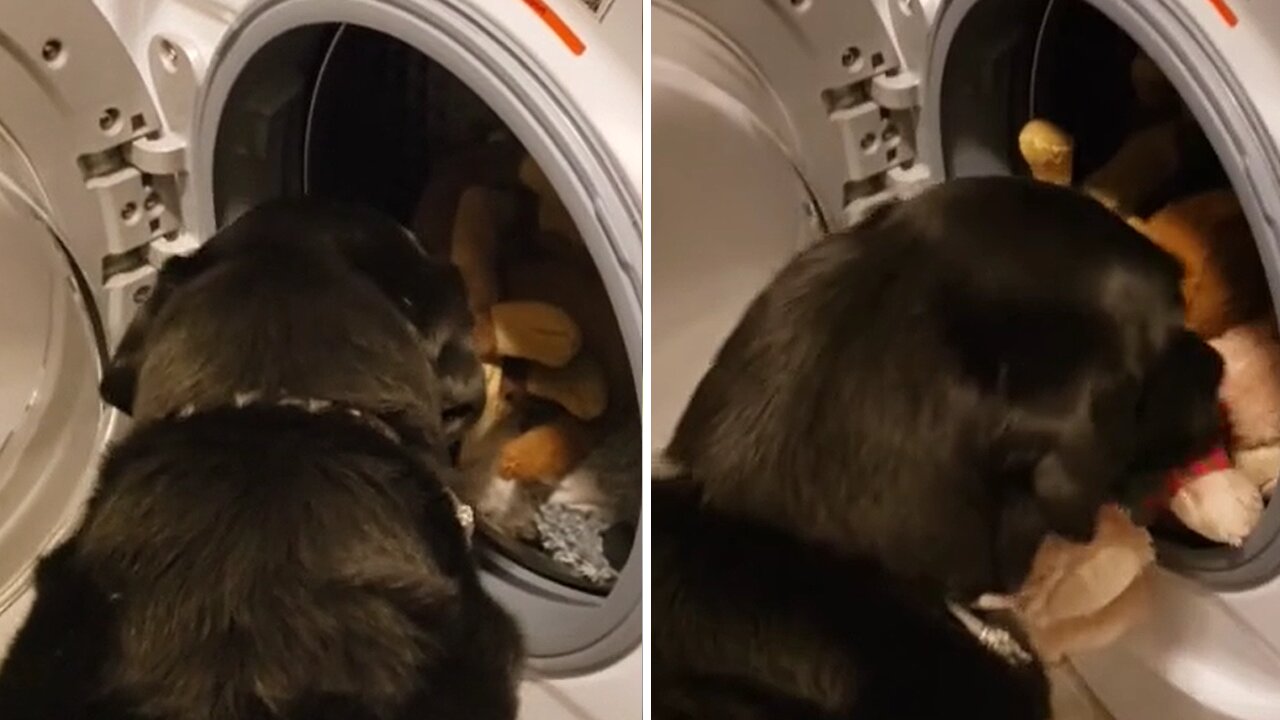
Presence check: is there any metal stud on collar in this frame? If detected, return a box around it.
[947,602,1035,667]
[450,492,476,545]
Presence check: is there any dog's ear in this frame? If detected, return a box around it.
[1026,371,1147,541]
[1031,449,1109,542]
[99,254,209,414]
[436,337,486,444]
[391,259,485,445]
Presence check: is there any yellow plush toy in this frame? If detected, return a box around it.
[415,149,640,552]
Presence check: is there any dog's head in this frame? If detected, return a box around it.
[668,176,1226,598]
[100,199,485,447]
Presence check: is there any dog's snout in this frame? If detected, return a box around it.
[1130,329,1226,476]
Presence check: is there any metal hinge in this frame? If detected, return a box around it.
[827,0,937,226]
[91,131,197,291]
[831,64,933,226]
[94,33,205,326]
[87,128,199,350]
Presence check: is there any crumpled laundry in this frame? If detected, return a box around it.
[535,501,619,586]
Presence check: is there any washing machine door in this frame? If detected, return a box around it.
[0,1,191,649]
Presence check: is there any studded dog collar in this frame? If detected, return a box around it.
[172,391,475,544]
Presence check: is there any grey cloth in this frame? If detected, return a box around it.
[535,502,619,586]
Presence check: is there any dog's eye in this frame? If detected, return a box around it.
[442,403,478,434]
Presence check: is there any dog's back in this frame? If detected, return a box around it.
[81,407,476,718]
[652,479,1050,720]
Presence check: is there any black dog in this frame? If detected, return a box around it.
[0,200,522,719]
[653,177,1225,719]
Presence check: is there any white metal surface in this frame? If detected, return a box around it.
[0,0,640,717]
[651,1,821,442]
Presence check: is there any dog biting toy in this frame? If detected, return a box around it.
[1019,116,1274,547]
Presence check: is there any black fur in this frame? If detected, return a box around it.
[0,199,521,719]
[98,199,485,446]
[654,177,1225,719]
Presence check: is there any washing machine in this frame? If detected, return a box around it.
[0,0,641,717]
[654,0,1280,718]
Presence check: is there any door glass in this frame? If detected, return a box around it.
[0,145,107,610]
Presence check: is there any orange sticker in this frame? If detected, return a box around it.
[1207,0,1238,27]
[521,0,587,56]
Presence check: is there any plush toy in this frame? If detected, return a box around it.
[997,504,1156,664]
[445,184,610,484]
[1018,118,1271,546]
[1145,426,1264,548]
[1212,319,1280,495]
[1017,111,1188,219]
[413,146,638,563]
[1138,191,1271,338]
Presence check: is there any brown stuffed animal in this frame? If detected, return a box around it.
[488,156,637,480]
[446,186,609,482]
[1137,191,1271,339]
[414,146,630,488]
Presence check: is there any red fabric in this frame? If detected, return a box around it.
[1144,402,1234,514]
[1162,444,1232,496]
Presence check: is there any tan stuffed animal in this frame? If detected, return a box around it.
[1212,319,1280,495]
[448,185,610,482]
[1001,505,1157,663]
